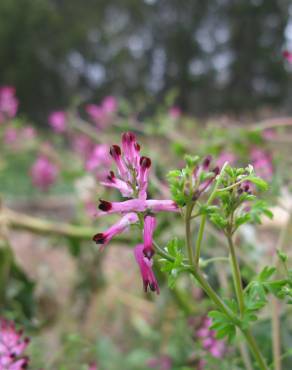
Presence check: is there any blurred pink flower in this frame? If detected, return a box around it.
[283,50,292,63]
[30,155,58,191]
[262,129,276,140]
[72,134,94,159]
[168,106,181,120]
[86,96,118,127]
[101,96,118,114]
[4,127,18,144]
[48,111,67,132]
[251,147,273,181]
[85,144,111,172]
[88,362,98,370]
[197,317,226,359]
[147,355,172,370]
[0,318,30,369]
[0,86,19,121]
[22,126,36,140]
[85,104,104,123]
[85,144,111,180]
[216,151,236,168]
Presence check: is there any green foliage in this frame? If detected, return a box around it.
[208,308,237,343]
[160,238,187,289]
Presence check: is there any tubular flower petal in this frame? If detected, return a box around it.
[93,212,139,247]
[98,199,147,214]
[100,171,133,197]
[137,156,151,199]
[143,215,156,259]
[134,244,159,294]
[145,199,179,213]
[121,132,140,168]
[109,145,128,179]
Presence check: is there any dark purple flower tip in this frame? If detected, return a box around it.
[143,280,159,293]
[143,247,154,259]
[98,199,112,212]
[135,142,141,151]
[107,171,115,182]
[149,282,157,292]
[202,155,212,169]
[24,337,30,344]
[122,131,136,143]
[212,166,220,175]
[140,156,151,169]
[243,183,250,192]
[93,233,106,244]
[110,144,121,157]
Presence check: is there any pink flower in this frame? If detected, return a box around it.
[72,134,94,158]
[143,215,156,258]
[251,147,273,181]
[168,106,181,120]
[85,144,111,179]
[88,363,98,370]
[100,171,133,197]
[0,318,30,369]
[4,127,18,145]
[283,50,292,63]
[30,156,58,191]
[93,132,179,293]
[121,132,141,168]
[262,129,276,140]
[86,104,104,123]
[197,317,226,359]
[147,355,172,370]
[21,126,36,140]
[48,111,67,132]
[86,96,118,127]
[93,212,138,247]
[101,96,118,114]
[216,151,236,168]
[134,244,159,294]
[0,86,19,121]
[97,199,179,215]
[98,199,147,214]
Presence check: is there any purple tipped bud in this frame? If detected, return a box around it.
[107,171,115,182]
[143,247,155,260]
[98,199,112,212]
[93,233,106,244]
[212,166,220,175]
[202,155,212,169]
[122,131,136,143]
[110,144,121,157]
[140,156,151,169]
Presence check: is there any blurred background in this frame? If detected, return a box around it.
[0,0,292,123]
[1,1,292,369]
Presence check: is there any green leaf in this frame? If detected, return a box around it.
[247,176,268,191]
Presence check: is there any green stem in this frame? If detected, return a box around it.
[227,235,245,317]
[243,330,269,370]
[194,215,206,266]
[185,203,195,264]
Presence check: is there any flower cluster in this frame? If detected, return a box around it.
[251,147,273,181]
[48,111,67,133]
[0,86,19,124]
[93,132,179,293]
[196,317,226,365]
[30,155,59,191]
[86,96,118,127]
[0,318,30,369]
